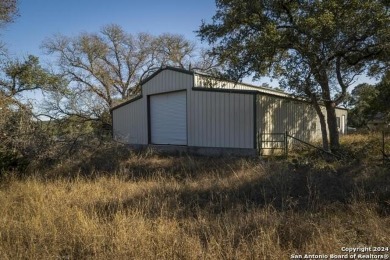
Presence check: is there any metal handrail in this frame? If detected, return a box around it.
[259,132,287,157]
[260,131,342,159]
[287,133,342,160]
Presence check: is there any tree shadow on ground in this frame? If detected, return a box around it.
[89,160,389,222]
[34,145,255,182]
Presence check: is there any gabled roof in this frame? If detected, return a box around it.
[140,66,194,86]
[110,67,193,111]
[111,66,348,111]
[112,66,290,110]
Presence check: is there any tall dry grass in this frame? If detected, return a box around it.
[0,134,389,259]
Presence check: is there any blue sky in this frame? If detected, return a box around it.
[2,0,216,58]
[1,0,376,90]
[2,0,235,104]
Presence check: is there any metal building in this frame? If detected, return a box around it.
[111,67,347,156]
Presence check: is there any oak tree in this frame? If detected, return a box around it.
[350,71,390,127]
[198,0,390,151]
[43,24,219,124]
[0,55,64,172]
[0,55,62,97]
[0,0,18,56]
[348,83,378,127]
[0,0,18,26]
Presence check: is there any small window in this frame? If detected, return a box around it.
[336,117,340,128]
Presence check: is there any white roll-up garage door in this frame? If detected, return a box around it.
[150,91,187,145]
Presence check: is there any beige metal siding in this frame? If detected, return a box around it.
[335,108,348,134]
[112,68,348,153]
[257,95,318,149]
[188,91,254,148]
[112,69,193,145]
[143,69,193,95]
[312,107,348,138]
[112,98,147,144]
[257,95,349,150]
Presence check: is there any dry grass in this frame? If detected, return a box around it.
[0,134,389,259]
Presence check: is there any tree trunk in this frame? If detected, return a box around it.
[324,101,340,151]
[312,101,329,151]
[305,82,330,151]
[314,70,340,152]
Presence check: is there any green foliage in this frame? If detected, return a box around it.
[0,55,65,175]
[348,83,379,127]
[0,55,64,97]
[374,71,390,117]
[0,150,29,175]
[0,0,18,26]
[0,0,18,59]
[348,71,390,127]
[0,95,33,175]
[199,0,389,81]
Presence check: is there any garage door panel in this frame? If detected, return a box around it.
[150,91,187,145]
